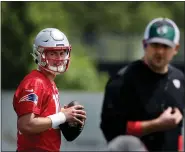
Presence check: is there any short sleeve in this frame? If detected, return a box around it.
[14,78,45,117]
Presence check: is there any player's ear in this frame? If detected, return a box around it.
[142,40,147,49]
[174,44,180,55]
[64,105,67,109]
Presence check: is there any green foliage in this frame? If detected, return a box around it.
[60,2,184,34]
[2,1,184,91]
[55,43,108,91]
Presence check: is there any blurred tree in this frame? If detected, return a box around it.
[2,1,184,90]
[62,2,184,34]
[2,2,36,89]
[2,1,108,91]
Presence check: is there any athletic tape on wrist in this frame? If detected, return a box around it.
[47,112,66,128]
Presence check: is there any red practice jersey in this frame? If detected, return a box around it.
[13,70,62,152]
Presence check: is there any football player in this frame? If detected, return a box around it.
[13,28,86,152]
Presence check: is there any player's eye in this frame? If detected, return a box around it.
[60,50,68,56]
[60,52,65,56]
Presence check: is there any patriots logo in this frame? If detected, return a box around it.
[19,93,38,104]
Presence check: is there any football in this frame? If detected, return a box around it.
[59,101,85,141]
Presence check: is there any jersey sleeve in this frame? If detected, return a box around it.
[14,78,46,117]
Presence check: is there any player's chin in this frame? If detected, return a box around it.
[152,60,166,68]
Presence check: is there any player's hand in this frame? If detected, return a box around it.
[156,107,182,131]
[61,105,86,126]
[59,102,86,142]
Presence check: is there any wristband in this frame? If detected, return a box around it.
[178,135,183,151]
[126,121,142,136]
[47,112,66,128]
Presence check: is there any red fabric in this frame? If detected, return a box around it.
[178,135,183,151]
[13,70,62,151]
[17,147,60,152]
[126,121,142,136]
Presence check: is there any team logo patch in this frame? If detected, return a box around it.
[19,93,38,104]
[173,79,180,89]
[157,25,168,36]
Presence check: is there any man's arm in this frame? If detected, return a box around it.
[18,113,52,134]
[100,75,128,142]
[18,112,66,134]
[18,105,86,135]
[126,119,160,137]
[100,68,138,142]
[126,107,183,137]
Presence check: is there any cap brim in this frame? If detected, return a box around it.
[146,37,176,48]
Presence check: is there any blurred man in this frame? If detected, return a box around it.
[107,135,148,151]
[100,18,184,151]
[13,28,86,152]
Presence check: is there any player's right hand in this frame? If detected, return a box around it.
[156,107,182,131]
[61,105,86,126]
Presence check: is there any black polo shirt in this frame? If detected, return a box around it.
[100,60,184,151]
